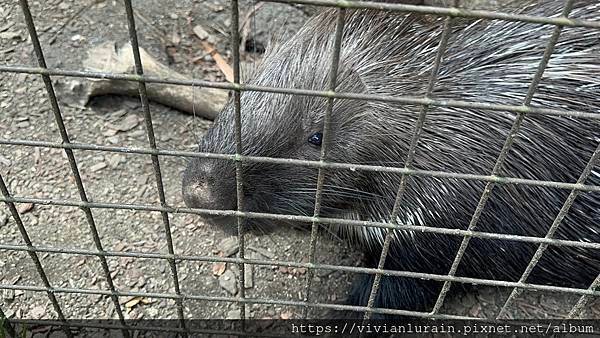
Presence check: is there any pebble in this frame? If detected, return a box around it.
[218,269,238,295]
[226,309,241,319]
[2,289,14,301]
[106,135,119,144]
[15,121,29,128]
[244,263,253,289]
[0,31,21,40]
[107,114,139,132]
[108,154,122,168]
[0,213,7,227]
[29,305,46,319]
[90,162,107,172]
[217,237,238,257]
[192,25,209,40]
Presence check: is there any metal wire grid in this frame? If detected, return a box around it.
[0,0,599,335]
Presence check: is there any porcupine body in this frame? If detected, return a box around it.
[182,0,600,316]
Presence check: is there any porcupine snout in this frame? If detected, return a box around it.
[182,157,238,230]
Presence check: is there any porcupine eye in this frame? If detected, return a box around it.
[308,132,323,147]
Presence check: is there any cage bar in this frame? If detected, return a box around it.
[496,142,600,318]
[430,0,576,315]
[302,7,346,319]
[362,0,459,320]
[2,277,599,320]
[0,175,72,338]
[15,0,130,335]
[2,139,597,194]
[0,0,597,326]
[2,194,599,252]
[2,64,599,120]
[261,0,600,29]
[3,240,600,298]
[229,0,249,320]
[568,274,600,319]
[121,0,187,334]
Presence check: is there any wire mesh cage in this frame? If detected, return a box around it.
[1,0,600,336]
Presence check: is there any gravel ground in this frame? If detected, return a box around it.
[1,0,599,324]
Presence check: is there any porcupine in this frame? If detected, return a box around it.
[182,0,600,317]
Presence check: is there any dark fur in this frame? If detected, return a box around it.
[182,0,600,316]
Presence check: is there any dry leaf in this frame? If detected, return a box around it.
[199,40,233,82]
[17,203,34,214]
[212,262,226,276]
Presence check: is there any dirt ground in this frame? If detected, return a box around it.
[1,0,599,324]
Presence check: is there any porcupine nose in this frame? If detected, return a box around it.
[182,158,237,215]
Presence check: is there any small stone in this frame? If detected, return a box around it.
[108,154,122,168]
[2,289,14,301]
[169,13,178,19]
[107,114,139,132]
[226,309,241,319]
[217,237,238,257]
[90,162,107,172]
[135,174,148,185]
[218,269,238,295]
[16,121,29,128]
[192,25,209,40]
[4,309,14,319]
[0,155,11,167]
[0,31,21,40]
[136,276,146,288]
[244,263,253,289]
[0,213,8,227]
[106,135,119,144]
[103,128,118,137]
[29,305,46,319]
[146,307,159,317]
